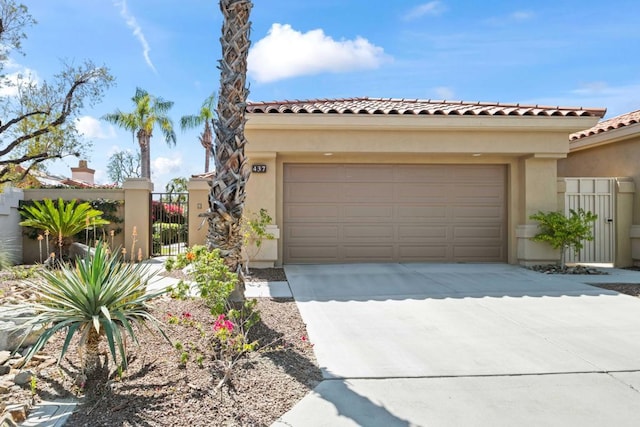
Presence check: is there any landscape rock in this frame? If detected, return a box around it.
[68,242,95,260]
[0,351,10,365]
[13,370,33,386]
[0,305,43,352]
[527,264,608,275]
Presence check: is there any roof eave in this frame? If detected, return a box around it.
[246,114,602,133]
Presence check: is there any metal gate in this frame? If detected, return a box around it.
[150,192,189,257]
[563,178,615,264]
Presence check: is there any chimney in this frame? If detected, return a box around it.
[71,160,95,185]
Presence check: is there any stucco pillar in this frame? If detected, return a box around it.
[123,178,153,260]
[188,178,210,247]
[244,152,280,267]
[516,156,562,265]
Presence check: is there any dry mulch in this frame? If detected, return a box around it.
[1,267,322,427]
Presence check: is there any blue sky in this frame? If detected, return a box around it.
[10,0,640,189]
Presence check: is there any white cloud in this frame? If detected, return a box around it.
[485,10,535,26]
[403,2,446,21]
[0,68,38,97]
[510,11,535,21]
[433,86,455,100]
[152,155,183,176]
[113,0,156,73]
[248,23,388,83]
[75,116,117,139]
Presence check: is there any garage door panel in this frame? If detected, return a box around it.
[286,205,339,222]
[398,225,448,240]
[286,183,339,202]
[452,165,504,181]
[453,184,504,200]
[287,225,339,240]
[453,206,504,219]
[284,164,506,263]
[286,245,340,262]
[343,205,393,222]
[395,183,449,202]
[345,165,395,182]
[285,164,345,182]
[394,165,448,181]
[453,226,503,240]
[342,183,394,201]
[343,225,394,240]
[397,206,448,221]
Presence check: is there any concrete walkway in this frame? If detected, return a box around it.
[275,264,640,427]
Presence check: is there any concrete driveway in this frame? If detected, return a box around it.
[274,263,640,427]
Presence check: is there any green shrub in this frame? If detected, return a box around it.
[529,208,598,267]
[165,245,237,315]
[14,242,169,377]
[19,198,110,260]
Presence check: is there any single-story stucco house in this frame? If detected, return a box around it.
[559,109,640,266]
[238,97,606,266]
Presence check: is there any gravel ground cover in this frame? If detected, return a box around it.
[0,266,321,427]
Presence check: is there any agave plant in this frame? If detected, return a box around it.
[19,198,109,259]
[17,242,169,376]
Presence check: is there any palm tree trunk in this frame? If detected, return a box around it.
[200,120,213,173]
[84,326,101,375]
[207,0,252,300]
[138,129,152,179]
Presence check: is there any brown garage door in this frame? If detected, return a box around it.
[283,164,507,263]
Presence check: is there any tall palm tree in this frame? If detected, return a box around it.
[180,93,216,173]
[103,88,177,179]
[206,0,252,299]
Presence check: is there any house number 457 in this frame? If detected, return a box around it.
[252,164,267,173]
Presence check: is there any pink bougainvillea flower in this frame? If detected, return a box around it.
[182,312,192,319]
[213,314,234,332]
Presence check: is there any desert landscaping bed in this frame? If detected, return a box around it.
[1,267,322,427]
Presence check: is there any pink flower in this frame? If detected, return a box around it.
[301,336,307,341]
[182,312,192,319]
[213,314,234,332]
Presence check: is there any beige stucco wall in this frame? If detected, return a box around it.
[245,113,600,266]
[559,135,640,223]
[559,133,640,266]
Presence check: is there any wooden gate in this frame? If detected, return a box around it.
[150,192,189,256]
[562,178,615,264]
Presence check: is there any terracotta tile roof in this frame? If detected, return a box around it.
[246,97,606,118]
[570,109,640,140]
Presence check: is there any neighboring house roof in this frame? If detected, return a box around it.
[570,109,640,140]
[568,109,640,152]
[247,97,606,118]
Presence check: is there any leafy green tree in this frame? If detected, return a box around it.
[180,93,215,173]
[530,208,598,267]
[14,242,169,377]
[0,0,114,184]
[165,176,188,203]
[102,88,176,179]
[19,198,109,259]
[107,149,141,185]
[206,0,253,300]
